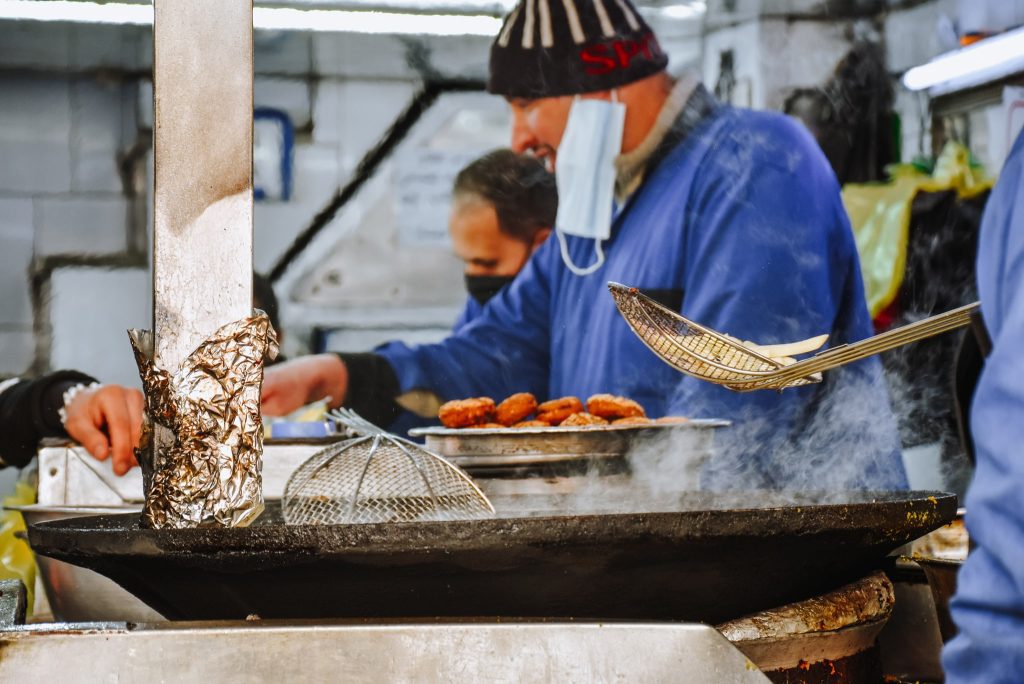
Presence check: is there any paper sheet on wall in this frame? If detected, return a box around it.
[393,149,483,248]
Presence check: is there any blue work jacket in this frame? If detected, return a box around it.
[943,130,1024,681]
[378,92,905,490]
[452,297,485,332]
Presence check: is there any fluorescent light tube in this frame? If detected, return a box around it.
[0,0,504,36]
[253,5,501,35]
[903,25,1024,94]
[658,1,705,21]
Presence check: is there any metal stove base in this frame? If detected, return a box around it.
[0,619,768,683]
[720,572,896,684]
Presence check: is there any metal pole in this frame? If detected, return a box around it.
[152,0,253,371]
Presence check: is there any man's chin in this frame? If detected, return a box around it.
[525,145,557,172]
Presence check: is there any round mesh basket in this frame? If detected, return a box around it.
[282,412,494,525]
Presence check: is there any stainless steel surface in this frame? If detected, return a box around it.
[0,621,767,683]
[283,409,493,524]
[36,442,332,506]
[911,508,967,642]
[37,443,142,506]
[609,282,980,391]
[0,580,26,628]
[911,507,968,561]
[413,420,725,494]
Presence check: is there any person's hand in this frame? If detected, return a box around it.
[63,385,144,476]
[262,354,348,417]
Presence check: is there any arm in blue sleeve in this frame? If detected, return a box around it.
[452,297,483,333]
[943,138,1024,681]
[375,248,554,402]
[944,283,1024,680]
[342,299,486,432]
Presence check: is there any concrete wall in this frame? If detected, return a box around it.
[0,2,988,384]
[0,20,496,383]
[702,1,881,112]
[0,71,145,381]
[883,0,960,164]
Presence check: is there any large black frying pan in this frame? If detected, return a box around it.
[28,490,955,623]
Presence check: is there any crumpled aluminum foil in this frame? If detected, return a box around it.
[128,312,279,529]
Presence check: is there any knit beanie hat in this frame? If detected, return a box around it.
[488,0,668,99]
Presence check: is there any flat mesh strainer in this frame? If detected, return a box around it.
[608,281,979,392]
[282,409,494,525]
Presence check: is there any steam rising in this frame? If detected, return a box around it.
[514,361,915,518]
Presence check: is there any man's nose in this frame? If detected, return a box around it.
[510,116,535,154]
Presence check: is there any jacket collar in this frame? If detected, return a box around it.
[614,71,718,203]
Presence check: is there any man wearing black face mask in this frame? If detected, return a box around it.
[448,149,556,329]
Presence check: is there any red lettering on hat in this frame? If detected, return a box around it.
[581,33,663,75]
[643,33,664,59]
[580,45,617,76]
[613,40,642,68]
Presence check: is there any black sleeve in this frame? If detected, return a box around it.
[0,370,97,468]
[335,353,402,428]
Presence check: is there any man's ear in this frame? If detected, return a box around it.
[531,228,552,254]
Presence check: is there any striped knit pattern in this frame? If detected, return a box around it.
[489,0,667,98]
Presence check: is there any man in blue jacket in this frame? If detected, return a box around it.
[942,130,1024,681]
[386,149,556,434]
[263,0,905,490]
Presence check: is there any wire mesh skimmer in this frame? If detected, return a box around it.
[282,409,494,525]
[608,282,980,392]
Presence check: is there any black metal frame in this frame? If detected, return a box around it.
[269,78,487,282]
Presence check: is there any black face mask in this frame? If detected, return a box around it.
[465,273,516,305]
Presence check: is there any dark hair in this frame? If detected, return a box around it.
[253,272,281,333]
[452,149,557,243]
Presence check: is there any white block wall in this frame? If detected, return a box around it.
[0,71,142,378]
[884,0,960,165]
[0,198,35,375]
[49,268,151,386]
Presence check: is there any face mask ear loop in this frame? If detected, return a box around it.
[557,230,606,276]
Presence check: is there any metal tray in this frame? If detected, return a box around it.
[409,419,729,468]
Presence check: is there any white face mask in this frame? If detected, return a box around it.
[553,93,626,276]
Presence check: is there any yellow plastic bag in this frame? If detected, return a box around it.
[0,482,37,615]
[843,143,993,317]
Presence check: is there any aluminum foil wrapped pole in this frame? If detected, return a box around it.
[129,314,278,529]
[144,0,258,529]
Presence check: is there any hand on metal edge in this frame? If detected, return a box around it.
[64,385,143,476]
[261,354,347,417]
